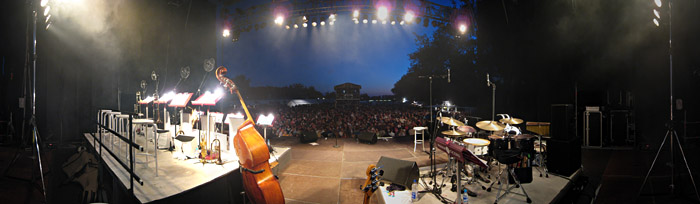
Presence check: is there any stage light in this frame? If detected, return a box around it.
[355,19,359,24]
[391,20,395,25]
[274,15,284,25]
[285,25,290,29]
[400,20,405,25]
[372,19,377,24]
[294,24,298,28]
[353,10,360,19]
[40,0,49,7]
[303,16,308,22]
[45,14,51,23]
[655,0,662,7]
[303,22,307,27]
[653,9,660,19]
[329,13,336,22]
[222,29,230,37]
[45,21,51,30]
[653,18,660,26]
[320,21,325,26]
[329,21,334,25]
[459,24,467,33]
[363,19,368,24]
[44,6,50,16]
[377,6,388,21]
[313,21,318,27]
[405,11,415,23]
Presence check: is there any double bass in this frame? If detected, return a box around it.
[216,66,285,203]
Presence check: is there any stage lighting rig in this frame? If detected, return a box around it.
[40,0,49,7]
[377,6,389,21]
[222,29,230,37]
[404,11,415,23]
[274,15,284,25]
[44,6,50,16]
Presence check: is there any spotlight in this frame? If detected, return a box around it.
[329,21,334,25]
[303,16,308,22]
[459,24,467,33]
[404,11,415,23]
[653,18,660,26]
[45,21,51,30]
[45,14,51,23]
[329,13,336,22]
[303,22,307,27]
[40,0,49,7]
[285,25,290,29]
[377,6,388,21]
[400,20,405,25]
[353,10,360,19]
[363,19,368,24]
[391,20,395,25]
[312,21,317,27]
[44,6,50,16]
[653,9,660,19]
[655,0,662,7]
[274,15,284,25]
[372,19,377,24]
[222,29,230,37]
[355,19,359,24]
[320,21,325,26]
[294,24,298,28]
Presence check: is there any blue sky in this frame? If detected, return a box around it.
[216,1,455,96]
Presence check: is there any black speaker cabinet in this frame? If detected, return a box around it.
[376,156,420,190]
[357,132,377,144]
[299,131,318,143]
[551,104,576,140]
[547,138,581,177]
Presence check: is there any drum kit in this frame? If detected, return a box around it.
[433,113,549,198]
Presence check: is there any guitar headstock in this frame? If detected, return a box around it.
[360,164,384,204]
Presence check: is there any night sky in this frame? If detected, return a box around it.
[216,0,455,96]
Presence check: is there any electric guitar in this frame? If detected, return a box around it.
[360,164,383,204]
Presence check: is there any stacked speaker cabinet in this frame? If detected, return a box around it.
[548,104,581,177]
[376,156,420,190]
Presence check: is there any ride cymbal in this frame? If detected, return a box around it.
[441,130,467,136]
[499,117,524,125]
[476,120,505,131]
[438,117,465,126]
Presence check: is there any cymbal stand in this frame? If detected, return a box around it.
[418,74,449,198]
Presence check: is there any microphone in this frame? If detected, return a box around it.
[486,73,490,87]
[447,69,451,83]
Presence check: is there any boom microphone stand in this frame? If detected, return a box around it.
[639,0,699,201]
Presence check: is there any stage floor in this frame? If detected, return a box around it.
[270,136,576,204]
[82,133,290,203]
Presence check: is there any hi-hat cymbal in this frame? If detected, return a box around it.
[499,117,524,125]
[438,117,465,126]
[476,120,506,131]
[441,130,467,136]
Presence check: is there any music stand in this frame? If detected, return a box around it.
[138,96,155,118]
[192,91,224,153]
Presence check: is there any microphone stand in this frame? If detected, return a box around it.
[418,73,447,196]
[195,72,210,153]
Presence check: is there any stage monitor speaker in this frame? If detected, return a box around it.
[357,132,377,144]
[551,104,576,140]
[376,156,419,190]
[547,138,581,177]
[299,131,318,143]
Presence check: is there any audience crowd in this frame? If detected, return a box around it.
[272,103,431,138]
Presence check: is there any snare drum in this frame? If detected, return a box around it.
[463,138,490,156]
[487,135,513,156]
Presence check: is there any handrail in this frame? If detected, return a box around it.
[95,122,143,151]
[91,113,145,194]
[89,132,144,185]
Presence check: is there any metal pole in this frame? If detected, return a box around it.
[31,3,47,201]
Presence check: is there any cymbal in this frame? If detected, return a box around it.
[438,117,465,127]
[499,117,524,125]
[488,135,505,140]
[441,130,467,136]
[476,120,506,131]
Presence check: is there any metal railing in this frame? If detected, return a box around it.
[91,113,144,194]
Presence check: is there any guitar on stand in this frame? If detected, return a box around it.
[360,164,383,204]
[216,66,284,204]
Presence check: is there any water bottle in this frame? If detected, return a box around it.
[411,179,418,202]
[462,189,469,203]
